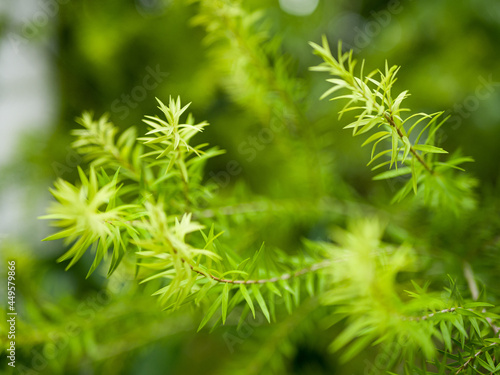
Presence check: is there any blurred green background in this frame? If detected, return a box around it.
[0,0,499,374]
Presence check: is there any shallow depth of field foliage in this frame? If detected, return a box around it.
[1,0,500,374]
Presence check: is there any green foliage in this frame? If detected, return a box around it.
[40,96,327,337]
[310,37,478,212]
[192,0,305,128]
[39,166,137,277]
[40,90,500,373]
[319,218,498,369]
[17,1,499,374]
[139,97,209,180]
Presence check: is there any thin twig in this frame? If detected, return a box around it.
[350,74,434,175]
[187,260,331,285]
[403,307,459,322]
[158,227,332,285]
[455,342,499,374]
[384,113,433,173]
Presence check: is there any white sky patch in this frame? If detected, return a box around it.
[279,0,319,17]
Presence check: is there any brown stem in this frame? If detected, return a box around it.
[186,259,331,285]
[156,226,331,285]
[383,113,433,174]
[399,264,500,374]
[112,217,330,284]
[403,307,459,321]
[455,343,499,374]
[350,74,434,175]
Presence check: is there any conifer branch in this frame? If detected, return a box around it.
[310,37,477,210]
[37,17,498,372]
[189,260,331,285]
[72,113,141,178]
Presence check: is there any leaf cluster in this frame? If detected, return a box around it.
[310,37,478,212]
[317,218,500,373]
[41,96,328,335]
